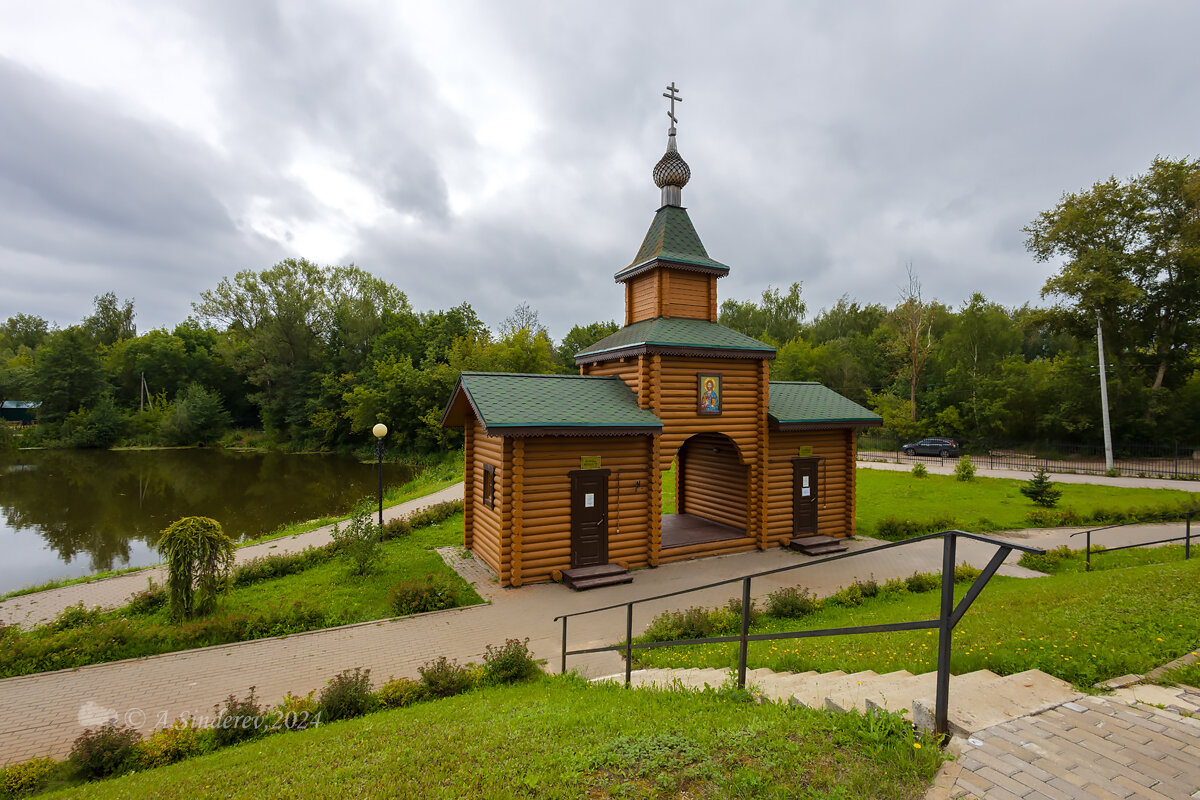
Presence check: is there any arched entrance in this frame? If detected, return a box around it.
[662,432,749,550]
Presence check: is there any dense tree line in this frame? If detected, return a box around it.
[2,157,1196,453]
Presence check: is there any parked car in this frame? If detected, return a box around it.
[901,438,961,457]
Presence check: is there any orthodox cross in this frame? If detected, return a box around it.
[663,82,682,127]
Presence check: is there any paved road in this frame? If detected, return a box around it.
[0,484,465,629]
[0,514,1190,766]
[858,458,1200,492]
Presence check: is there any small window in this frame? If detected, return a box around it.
[482,463,496,509]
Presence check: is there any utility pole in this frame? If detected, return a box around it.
[1097,313,1114,472]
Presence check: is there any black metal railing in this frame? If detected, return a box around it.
[1069,512,1194,571]
[554,530,1044,739]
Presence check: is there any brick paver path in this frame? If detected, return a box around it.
[942,695,1200,799]
[0,484,465,629]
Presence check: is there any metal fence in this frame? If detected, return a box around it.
[858,435,1200,479]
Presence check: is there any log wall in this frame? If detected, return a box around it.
[625,269,717,323]
[765,428,855,544]
[468,420,506,581]
[517,436,654,584]
[628,274,658,324]
[663,270,713,320]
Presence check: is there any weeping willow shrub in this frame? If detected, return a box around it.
[156,516,235,621]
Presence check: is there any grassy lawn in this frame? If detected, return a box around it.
[43,677,943,800]
[855,469,1195,536]
[634,557,1200,690]
[0,514,480,678]
[1019,543,1197,574]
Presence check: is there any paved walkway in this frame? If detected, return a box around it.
[938,695,1200,800]
[0,484,465,629]
[0,513,1189,766]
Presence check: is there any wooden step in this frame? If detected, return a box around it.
[788,535,849,556]
[563,563,632,591]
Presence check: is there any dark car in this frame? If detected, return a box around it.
[901,438,961,457]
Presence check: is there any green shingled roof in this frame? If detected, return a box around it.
[768,382,881,426]
[615,206,730,279]
[575,317,776,362]
[446,372,661,432]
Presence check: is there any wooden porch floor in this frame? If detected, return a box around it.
[661,513,746,549]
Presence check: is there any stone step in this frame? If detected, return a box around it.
[564,572,634,591]
[787,535,849,556]
[913,668,1080,736]
[823,670,914,713]
[787,671,880,708]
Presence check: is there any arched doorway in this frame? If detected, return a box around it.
[662,432,749,550]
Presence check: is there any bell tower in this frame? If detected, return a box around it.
[616,83,730,326]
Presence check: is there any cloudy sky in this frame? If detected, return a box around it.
[1,1,1196,341]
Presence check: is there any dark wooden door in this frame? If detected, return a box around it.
[792,458,820,536]
[569,469,610,568]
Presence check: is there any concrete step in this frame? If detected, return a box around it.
[824,670,914,713]
[787,671,880,708]
[913,668,1081,736]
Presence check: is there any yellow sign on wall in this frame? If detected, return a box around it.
[580,456,602,470]
[797,446,813,457]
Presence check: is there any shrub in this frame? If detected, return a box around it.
[319,668,376,722]
[139,719,209,768]
[272,690,321,731]
[389,575,457,616]
[910,462,928,478]
[1020,468,1063,508]
[724,596,762,627]
[382,500,464,541]
[125,583,167,615]
[641,606,733,642]
[904,571,941,593]
[157,516,235,621]
[158,383,232,446]
[232,546,335,587]
[880,577,909,596]
[766,586,822,618]
[854,577,880,598]
[69,722,142,779]
[330,500,382,576]
[953,563,981,583]
[953,456,976,482]
[0,757,58,798]
[375,677,426,709]
[1024,508,1083,527]
[482,638,542,685]
[51,603,103,632]
[828,583,864,607]
[1018,545,1074,573]
[212,687,267,748]
[418,656,473,698]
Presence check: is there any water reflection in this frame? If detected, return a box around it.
[0,449,414,593]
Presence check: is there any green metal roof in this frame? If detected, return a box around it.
[575,317,776,363]
[615,206,730,280]
[768,382,881,427]
[444,372,661,432]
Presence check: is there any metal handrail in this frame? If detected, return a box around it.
[554,530,1044,740]
[1068,511,1194,570]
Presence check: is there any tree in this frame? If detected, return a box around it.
[1020,468,1062,507]
[499,302,547,338]
[157,516,235,621]
[557,320,619,369]
[718,282,805,344]
[888,268,938,422]
[34,327,108,423]
[84,292,136,347]
[2,313,49,351]
[158,383,233,445]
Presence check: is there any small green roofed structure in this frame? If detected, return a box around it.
[768,382,881,430]
[615,206,731,282]
[1,400,41,425]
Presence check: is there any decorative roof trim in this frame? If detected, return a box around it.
[577,343,775,365]
[614,257,730,283]
[770,419,883,431]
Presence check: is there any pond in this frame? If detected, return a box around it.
[0,449,415,595]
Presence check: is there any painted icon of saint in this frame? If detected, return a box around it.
[701,377,719,413]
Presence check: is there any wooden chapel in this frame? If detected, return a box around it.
[442,92,880,589]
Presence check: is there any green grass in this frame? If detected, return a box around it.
[0,514,480,678]
[42,677,944,800]
[634,558,1200,690]
[1157,662,1200,689]
[1019,544,1196,574]
[855,469,1196,536]
[662,460,677,514]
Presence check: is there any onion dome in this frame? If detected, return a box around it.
[653,128,690,206]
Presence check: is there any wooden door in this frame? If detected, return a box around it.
[569,469,610,568]
[792,458,820,536]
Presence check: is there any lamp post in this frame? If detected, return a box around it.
[372,423,388,532]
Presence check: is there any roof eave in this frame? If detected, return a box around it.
[480,424,661,438]
[769,418,883,431]
[614,257,730,283]
[577,342,775,365]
